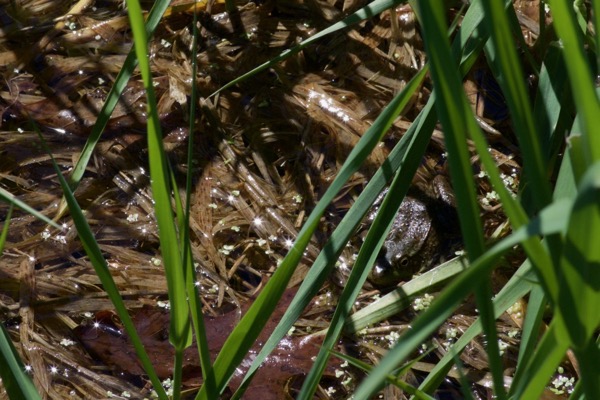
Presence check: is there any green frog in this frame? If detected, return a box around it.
[367,175,459,287]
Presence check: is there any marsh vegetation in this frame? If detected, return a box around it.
[0,0,596,399]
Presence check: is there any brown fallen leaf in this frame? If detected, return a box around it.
[74,288,345,399]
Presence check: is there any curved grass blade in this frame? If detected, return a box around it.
[330,349,436,399]
[0,324,41,400]
[549,1,600,164]
[0,188,61,229]
[125,0,191,356]
[32,129,168,398]
[0,203,13,254]
[510,319,570,399]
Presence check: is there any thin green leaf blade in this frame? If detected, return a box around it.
[0,324,41,400]
[0,188,61,229]
[481,0,552,209]
[511,320,570,399]
[32,128,168,399]
[549,0,600,164]
[125,0,191,352]
[0,203,14,254]
[416,3,505,397]
[555,161,600,395]
[330,350,436,400]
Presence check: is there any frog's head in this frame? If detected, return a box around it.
[369,238,429,287]
[368,198,433,287]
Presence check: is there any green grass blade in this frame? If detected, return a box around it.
[0,324,41,400]
[573,0,589,33]
[512,282,546,375]
[330,350,436,399]
[169,172,189,399]
[510,319,570,399]
[417,2,485,253]
[572,341,600,396]
[416,3,504,397]
[594,0,600,74]
[533,43,573,163]
[0,188,61,229]
[344,256,466,333]
[185,257,217,395]
[295,66,430,400]
[33,129,167,398]
[549,1,600,164]
[418,260,536,393]
[569,380,585,399]
[480,0,552,210]
[557,161,600,394]
[125,0,191,353]
[0,203,13,254]
[182,3,217,397]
